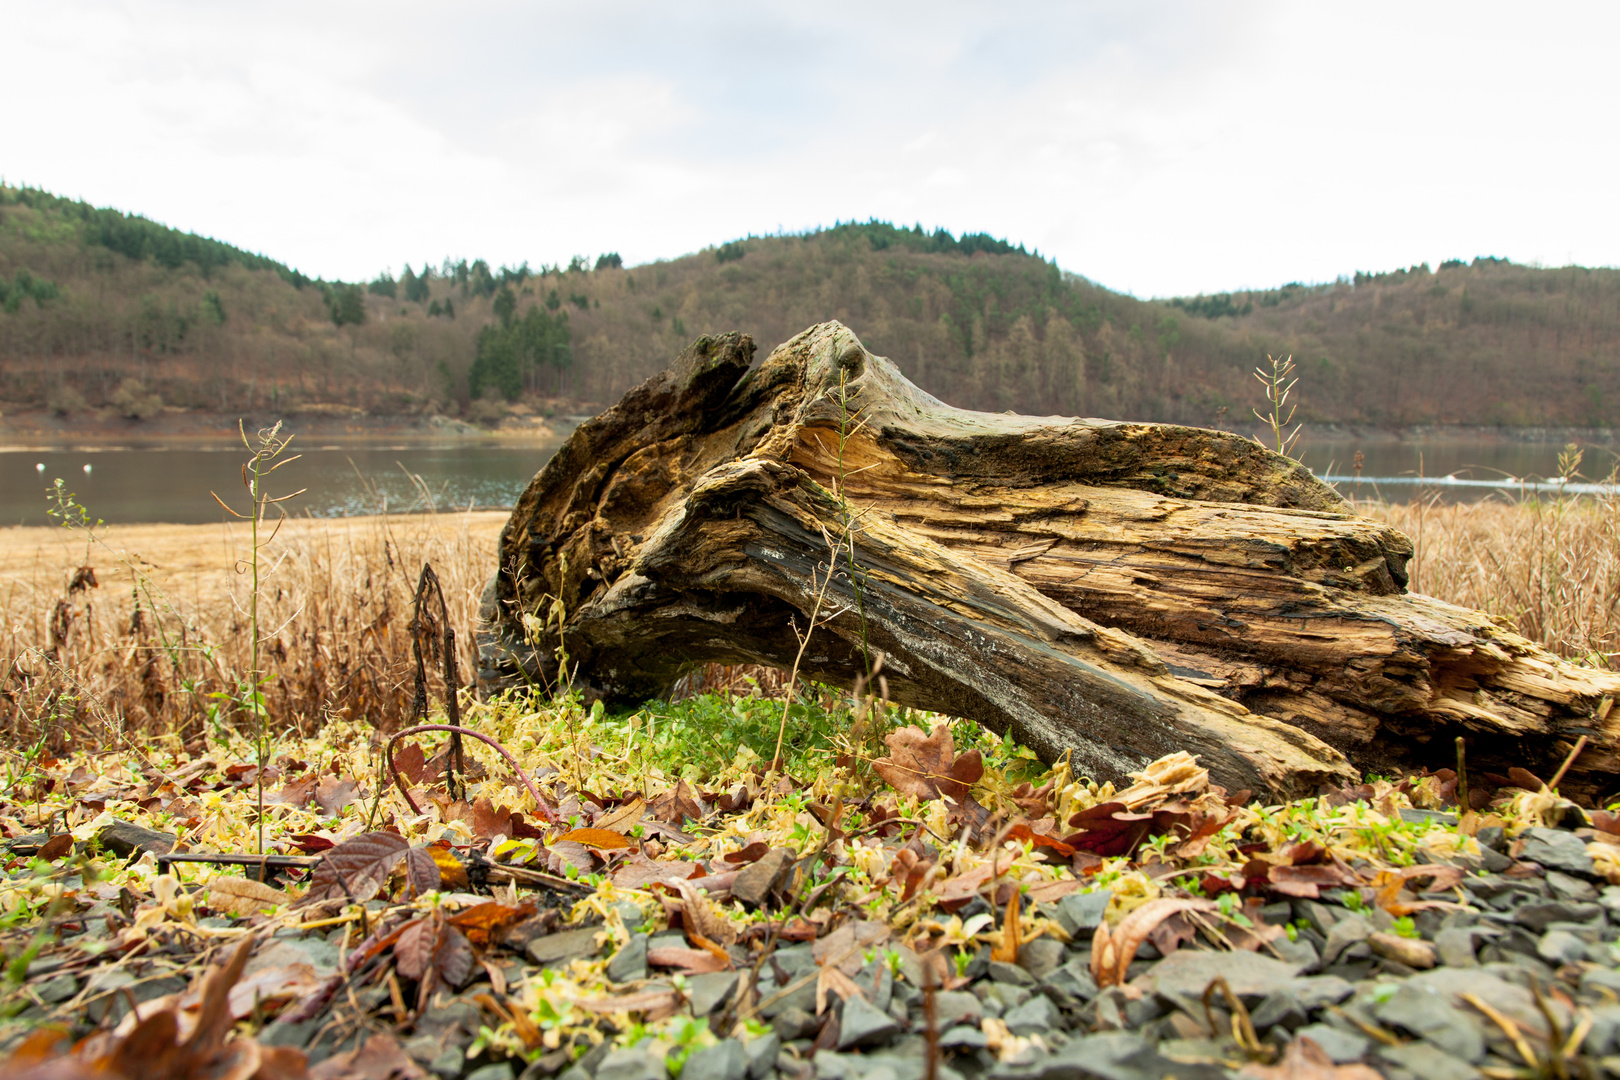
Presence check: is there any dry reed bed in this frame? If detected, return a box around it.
[4,495,1618,754]
[1361,496,1620,665]
[0,512,505,750]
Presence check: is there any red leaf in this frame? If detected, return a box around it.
[392,742,432,787]
[304,832,409,903]
[1063,801,1155,857]
[649,781,704,826]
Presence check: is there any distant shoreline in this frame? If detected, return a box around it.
[0,405,582,449]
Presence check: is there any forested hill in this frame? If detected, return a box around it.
[3,183,1619,431]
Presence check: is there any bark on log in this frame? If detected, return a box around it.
[477,321,1620,801]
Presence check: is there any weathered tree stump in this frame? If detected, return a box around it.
[477,321,1620,800]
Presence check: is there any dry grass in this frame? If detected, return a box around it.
[6,489,1619,759]
[1361,494,1620,665]
[0,511,506,753]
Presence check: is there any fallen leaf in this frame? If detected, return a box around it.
[647,946,729,973]
[312,777,361,817]
[649,781,703,826]
[432,924,473,989]
[991,891,1022,963]
[394,919,434,981]
[447,900,535,948]
[401,847,441,899]
[1064,802,1155,857]
[1239,1035,1382,1080]
[724,842,770,865]
[871,723,983,804]
[813,919,890,976]
[36,834,73,862]
[577,989,681,1016]
[593,796,647,834]
[555,827,633,850]
[1004,824,1076,858]
[1091,898,1217,987]
[303,832,409,904]
[206,877,289,916]
[226,963,325,1020]
[310,1032,426,1080]
[667,878,737,946]
[391,742,433,787]
[268,774,319,808]
[423,842,469,890]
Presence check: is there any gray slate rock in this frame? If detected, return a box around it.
[731,848,795,907]
[838,994,901,1049]
[1017,938,1066,981]
[1539,929,1588,965]
[33,973,78,1003]
[932,990,983,1029]
[938,1026,988,1050]
[744,1033,779,1080]
[1003,995,1061,1036]
[527,927,606,967]
[1546,870,1598,902]
[1513,901,1602,932]
[465,1064,516,1080]
[1371,983,1485,1062]
[1519,827,1595,876]
[1376,1041,1483,1080]
[1054,890,1112,938]
[683,1039,747,1080]
[989,960,1036,986]
[987,1030,1229,1080]
[97,820,176,858]
[1320,914,1373,966]
[687,970,740,1016]
[1141,949,1304,1002]
[1435,927,1481,967]
[595,1047,665,1080]
[1295,1024,1369,1064]
[428,1046,466,1079]
[606,934,648,983]
[772,1006,820,1041]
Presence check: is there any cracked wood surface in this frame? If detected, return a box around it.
[477,321,1620,799]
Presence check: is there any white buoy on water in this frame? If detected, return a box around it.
[83,464,92,475]
[35,463,44,472]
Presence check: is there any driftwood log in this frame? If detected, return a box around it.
[477,321,1620,801]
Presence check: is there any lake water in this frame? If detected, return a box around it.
[3,434,1616,527]
[0,442,564,528]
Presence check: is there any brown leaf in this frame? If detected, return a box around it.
[555,828,633,850]
[433,924,473,989]
[1090,898,1217,988]
[312,778,361,817]
[593,796,647,834]
[268,774,319,808]
[812,919,890,976]
[286,833,336,854]
[206,877,289,916]
[871,723,983,804]
[226,963,325,1021]
[401,847,441,899]
[724,842,770,865]
[392,742,433,787]
[36,834,73,862]
[310,1032,427,1080]
[543,840,593,877]
[303,832,409,904]
[1239,1036,1382,1080]
[1267,864,1357,899]
[577,989,681,1016]
[649,781,703,826]
[447,900,536,948]
[668,878,737,946]
[395,919,434,981]
[647,946,730,973]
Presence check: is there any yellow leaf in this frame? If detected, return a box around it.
[206,876,288,916]
[556,827,633,850]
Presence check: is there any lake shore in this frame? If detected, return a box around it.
[0,405,583,448]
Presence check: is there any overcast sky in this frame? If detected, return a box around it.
[5,2,1616,297]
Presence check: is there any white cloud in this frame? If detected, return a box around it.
[2,1,1615,295]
